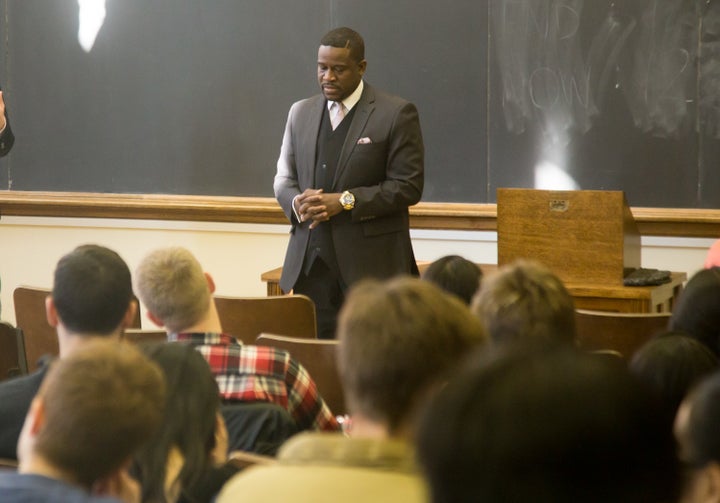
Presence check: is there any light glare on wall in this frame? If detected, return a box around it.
[77,0,106,53]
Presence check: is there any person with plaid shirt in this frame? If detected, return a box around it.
[135,247,339,432]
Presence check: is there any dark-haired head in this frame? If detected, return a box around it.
[675,369,720,501]
[417,346,680,503]
[320,27,364,62]
[52,244,133,335]
[132,342,220,503]
[669,268,720,356]
[422,255,482,305]
[630,331,718,431]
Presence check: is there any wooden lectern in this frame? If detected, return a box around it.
[496,188,685,313]
[497,188,640,286]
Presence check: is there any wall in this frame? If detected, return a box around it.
[0,216,711,327]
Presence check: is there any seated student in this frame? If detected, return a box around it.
[669,268,720,357]
[417,346,681,503]
[132,342,240,503]
[217,277,488,503]
[630,331,718,432]
[471,259,576,347]
[0,244,138,460]
[705,240,720,268]
[0,340,165,502]
[421,254,482,305]
[675,370,720,503]
[134,246,338,432]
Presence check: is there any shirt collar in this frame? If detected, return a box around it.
[327,79,364,113]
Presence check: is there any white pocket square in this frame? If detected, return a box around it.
[357,137,372,144]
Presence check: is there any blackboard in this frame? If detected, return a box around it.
[0,0,718,208]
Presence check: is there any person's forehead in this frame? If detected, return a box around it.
[318,45,355,63]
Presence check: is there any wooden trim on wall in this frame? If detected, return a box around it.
[0,191,719,237]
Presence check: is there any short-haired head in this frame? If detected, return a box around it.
[421,255,483,305]
[320,27,365,62]
[337,276,488,435]
[51,244,133,334]
[669,267,720,356]
[135,247,211,333]
[417,346,680,503]
[27,340,165,488]
[472,260,576,347]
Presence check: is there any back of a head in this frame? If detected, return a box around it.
[677,370,720,473]
[52,244,133,334]
[472,260,576,347]
[630,331,718,429]
[29,340,165,488]
[135,247,211,333]
[133,342,220,503]
[337,276,488,435]
[421,255,482,305]
[669,268,720,356]
[417,346,680,503]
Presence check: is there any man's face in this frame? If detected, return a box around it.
[317,45,366,102]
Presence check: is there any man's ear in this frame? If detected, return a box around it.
[205,272,216,294]
[45,295,59,328]
[121,299,138,329]
[25,397,46,436]
[144,310,164,328]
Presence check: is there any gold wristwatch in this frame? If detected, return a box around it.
[340,190,355,210]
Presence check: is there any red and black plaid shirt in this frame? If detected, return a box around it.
[171,332,339,432]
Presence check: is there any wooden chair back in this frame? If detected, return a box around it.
[575,309,671,359]
[255,333,345,416]
[0,321,25,380]
[215,294,317,345]
[0,458,18,471]
[13,286,142,372]
[122,328,167,345]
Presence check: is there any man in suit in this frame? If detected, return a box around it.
[274,27,424,339]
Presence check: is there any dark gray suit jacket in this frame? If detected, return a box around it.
[274,82,424,292]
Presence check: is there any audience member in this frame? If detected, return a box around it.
[675,370,720,502]
[630,331,718,431]
[471,259,576,347]
[132,342,238,503]
[417,346,680,503]
[0,244,137,460]
[421,254,482,305]
[0,340,165,502]
[134,246,338,432]
[704,239,720,268]
[217,277,488,502]
[669,267,720,356]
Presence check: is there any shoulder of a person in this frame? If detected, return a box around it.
[363,83,412,109]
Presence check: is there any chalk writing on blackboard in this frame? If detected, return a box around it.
[493,0,720,140]
[491,0,634,141]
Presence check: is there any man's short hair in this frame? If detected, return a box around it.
[337,276,488,434]
[421,255,483,305]
[320,27,365,62]
[135,247,211,333]
[32,340,165,488]
[472,260,576,346]
[417,346,680,503]
[52,244,133,334]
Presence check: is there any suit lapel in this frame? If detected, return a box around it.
[333,84,375,188]
[299,96,325,188]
